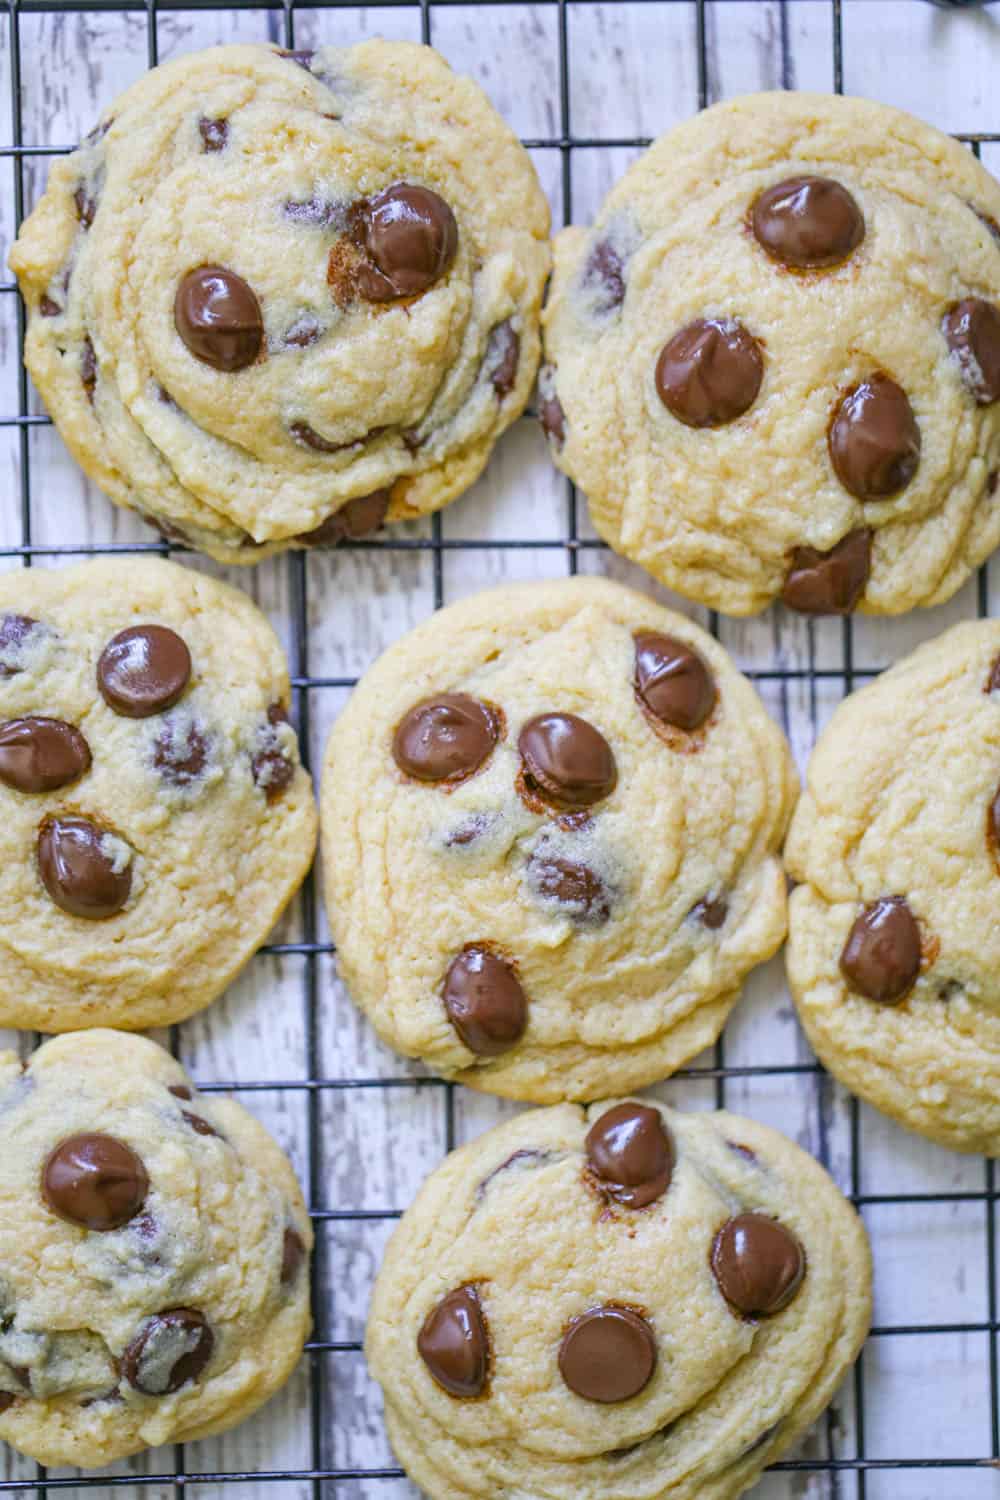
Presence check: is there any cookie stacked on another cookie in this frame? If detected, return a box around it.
[10,41,550,562]
[367,1099,871,1500]
[0,1030,311,1468]
[0,558,316,1031]
[321,577,797,1100]
[543,91,1000,615]
[786,620,1000,1153]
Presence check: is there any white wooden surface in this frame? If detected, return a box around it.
[0,3,998,1498]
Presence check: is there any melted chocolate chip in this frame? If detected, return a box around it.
[284,196,339,227]
[476,1148,552,1199]
[558,1306,657,1403]
[37,815,132,920]
[289,421,349,454]
[442,944,528,1056]
[655,319,764,428]
[539,365,567,447]
[942,298,1000,405]
[182,1111,220,1138]
[39,295,61,318]
[98,625,191,718]
[0,1393,15,1414]
[417,1285,489,1398]
[198,116,229,152]
[990,783,1000,855]
[0,717,90,793]
[840,896,922,1004]
[525,851,612,926]
[487,321,520,398]
[518,713,617,810]
[691,895,727,930]
[585,1102,674,1209]
[583,237,626,314]
[281,1227,306,1287]
[393,694,500,785]
[711,1213,805,1317]
[80,336,97,401]
[283,315,323,349]
[828,374,920,499]
[634,631,716,733]
[727,1141,758,1164]
[296,489,390,545]
[174,265,263,372]
[251,741,295,802]
[168,1085,192,1101]
[42,1133,148,1231]
[353,183,458,302]
[122,1308,214,1396]
[444,812,493,848]
[152,718,209,788]
[0,614,40,677]
[74,186,96,228]
[781,528,872,615]
[751,176,864,270]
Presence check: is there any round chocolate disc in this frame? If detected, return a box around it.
[37,815,133,920]
[839,896,922,1004]
[122,1308,214,1395]
[97,625,191,718]
[828,374,920,500]
[392,694,499,784]
[0,717,91,793]
[42,1133,148,1231]
[417,1285,489,1398]
[558,1306,657,1403]
[442,945,528,1056]
[711,1213,805,1317]
[174,265,263,371]
[655,318,763,428]
[357,184,458,302]
[585,1102,674,1209]
[751,176,864,270]
[633,632,717,732]
[780,528,872,615]
[942,297,1000,405]
[518,712,617,810]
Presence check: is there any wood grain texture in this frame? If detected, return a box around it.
[2,4,999,1498]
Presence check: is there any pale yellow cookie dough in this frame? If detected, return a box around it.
[786,620,1000,1154]
[321,577,797,1101]
[0,558,316,1031]
[542,91,1000,615]
[0,1029,311,1469]
[367,1099,871,1500]
[10,41,550,563]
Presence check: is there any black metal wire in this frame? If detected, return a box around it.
[3,0,998,1491]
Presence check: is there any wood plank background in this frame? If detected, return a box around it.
[0,3,998,1498]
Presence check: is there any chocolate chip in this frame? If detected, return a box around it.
[525,851,612,926]
[198,116,229,152]
[585,1102,674,1209]
[74,186,96,228]
[152,718,209,788]
[487,320,520,398]
[289,421,351,454]
[518,712,617,810]
[442,944,528,1056]
[284,196,339,227]
[251,713,296,803]
[840,896,922,1004]
[37,815,132,920]
[476,1148,551,1199]
[0,614,40,677]
[988,655,1000,695]
[42,1133,148,1231]
[281,1227,306,1287]
[655,318,763,428]
[990,783,1000,854]
[989,471,999,498]
[122,1308,214,1396]
[727,1141,757,1163]
[444,813,492,848]
[168,1084,192,1101]
[634,631,716,733]
[80,336,97,401]
[98,625,191,718]
[583,237,626,314]
[283,315,323,349]
[558,1306,656,1403]
[829,374,920,499]
[393,694,500,785]
[417,1285,489,1398]
[296,489,390,545]
[0,1393,15,1414]
[711,1213,805,1317]
[182,1111,220,1138]
[39,295,61,318]
[942,298,1000,405]
[691,894,728,930]
[539,366,566,447]
[751,176,864,270]
[174,265,263,372]
[781,527,872,615]
[0,717,90,793]
[353,183,458,302]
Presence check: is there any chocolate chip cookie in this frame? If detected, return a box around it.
[0,558,317,1031]
[786,620,1000,1152]
[321,577,796,1101]
[542,92,1000,615]
[9,42,549,563]
[367,1099,871,1500]
[0,1029,311,1468]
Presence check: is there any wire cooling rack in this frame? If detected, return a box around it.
[0,1,999,1496]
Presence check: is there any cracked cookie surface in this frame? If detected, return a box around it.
[321,577,796,1101]
[9,41,549,563]
[0,1030,311,1468]
[366,1098,871,1500]
[542,92,1000,616]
